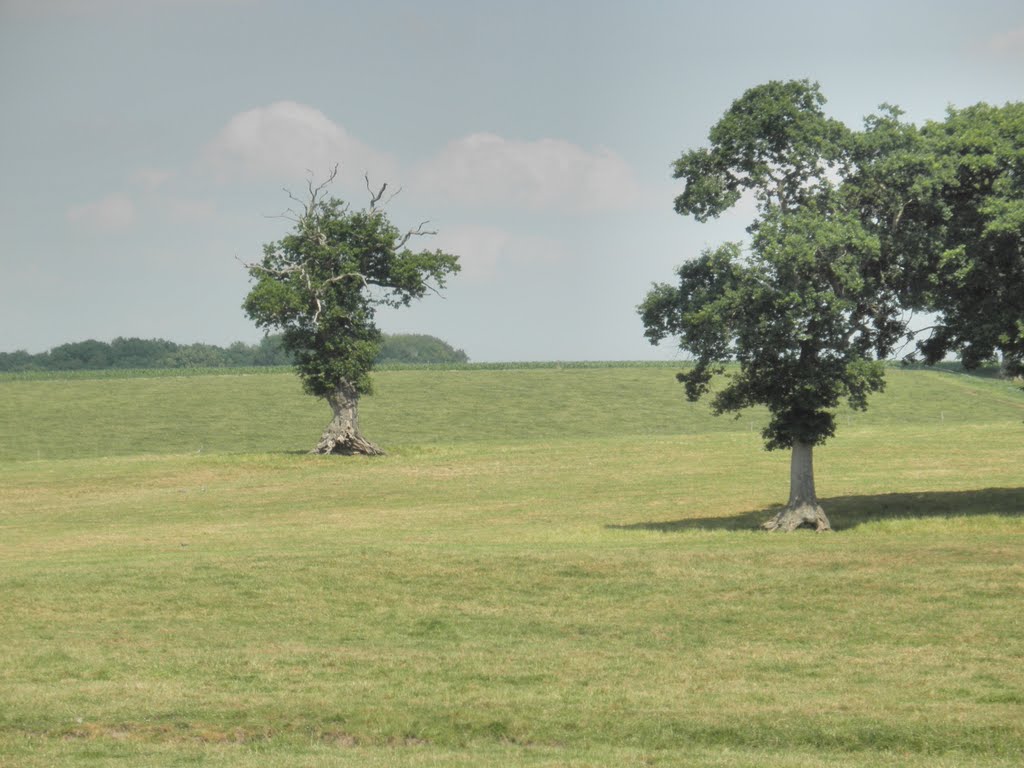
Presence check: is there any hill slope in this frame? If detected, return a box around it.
[0,366,1021,461]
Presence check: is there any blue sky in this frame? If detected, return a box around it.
[1,0,1021,361]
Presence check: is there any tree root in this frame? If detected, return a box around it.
[762,503,832,532]
[312,429,384,456]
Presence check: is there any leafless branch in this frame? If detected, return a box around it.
[323,271,370,289]
[364,173,405,211]
[265,207,302,224]
[365,173,388,211]
[284,186,308,210]
[396,220,437,250]
[268,165,340,225]
[308,164,339,205]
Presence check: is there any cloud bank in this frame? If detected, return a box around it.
[415,133,643,212]
[986,26,1024,56]
[203,101,396,182]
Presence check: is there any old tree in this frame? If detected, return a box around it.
[639,81,943,531]
[243,169,460,455]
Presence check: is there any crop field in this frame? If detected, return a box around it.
[1,365,1022,767]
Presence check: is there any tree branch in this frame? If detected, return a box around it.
[365,173,387,210]
[236,255,302,278]
[893,325,941,358]
[323,271,369,289]
[364,173,405,212]
[308,164,339,206]
[396,220,437,250]
[265,208,302,224]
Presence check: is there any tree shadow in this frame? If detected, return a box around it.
[608,487,1024,533]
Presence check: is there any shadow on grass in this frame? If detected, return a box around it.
[609,487,1024,533]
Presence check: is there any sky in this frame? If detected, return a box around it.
[1,0,1022,362]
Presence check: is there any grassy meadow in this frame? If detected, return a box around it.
[0,365,1022,766]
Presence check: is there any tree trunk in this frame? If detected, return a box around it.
[761,441,831,532]
[1000,352,1023,381]
[312,382,384,456]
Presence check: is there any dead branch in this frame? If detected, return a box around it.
[265,208,302,224]
[308,164,339,206]
[365,173,387,210]
[364,173,404,212]
[323,271,370,289]
[235,255,302,278]
[396,220,437,250]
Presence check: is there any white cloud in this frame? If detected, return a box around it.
[431,225,565,281]
[131,167,177,190]
[66,195,135,231]
[430,226,509,280]
[986,26,1024,56]
[414,133,643,213]
[203,101,397,183]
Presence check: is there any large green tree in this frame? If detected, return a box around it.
[243,168,460,454]
[909,102,1024,377]
[640,81,922,531]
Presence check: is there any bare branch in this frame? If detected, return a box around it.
[284,186,307,210]
[236,255,303,279]
[274,165,340,221]
[309,164,340,203]
[396,220,438,250]
[323,271,369,289]
[365,173,388,211]
[264,207,302,224]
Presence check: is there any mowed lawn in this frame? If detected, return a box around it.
[0,366,1022,767]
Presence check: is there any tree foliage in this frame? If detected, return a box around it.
[243,171,460,401]
[377,333,468,364]
[909,102,1024,375]
[0,332,469,373]
[0,336,292,372]
[642,80,914,451]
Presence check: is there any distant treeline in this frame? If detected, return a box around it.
[0,334,468,372]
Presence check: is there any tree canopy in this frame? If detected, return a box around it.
[377,334,468,365]
[0,336,293,372]
[243,168,460,454]
[642,82,915,446]
[909,102,1024,376]
[0,333,468,373]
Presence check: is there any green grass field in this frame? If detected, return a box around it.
[1,365,1022,766]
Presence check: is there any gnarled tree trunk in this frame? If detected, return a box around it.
[762,441,831,532]
[312,381,384,456]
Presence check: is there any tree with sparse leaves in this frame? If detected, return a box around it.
[243,168,460,455]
